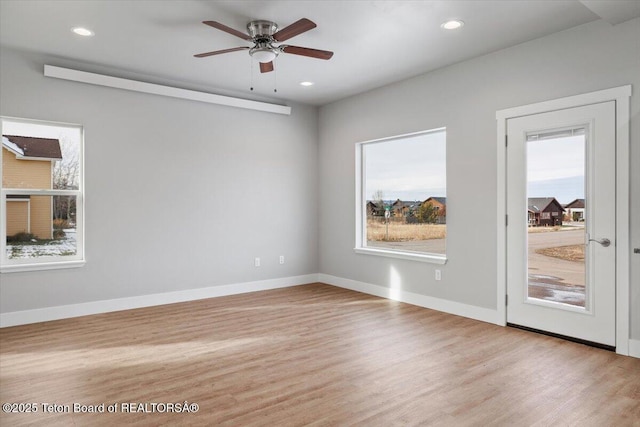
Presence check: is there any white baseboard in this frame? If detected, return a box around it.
[5,272,631,358]
[0,274,319,328]
[318,273,502,325]
[319,274,638,358]
[629,339,640,359]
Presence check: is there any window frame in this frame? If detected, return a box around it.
[354,128,447,265]
[1,116,85,273]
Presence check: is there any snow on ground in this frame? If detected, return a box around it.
[6,229,76,259]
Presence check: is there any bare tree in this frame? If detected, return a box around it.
[53,136,79,190]
[370,190,386,217]
[52,136,79,222]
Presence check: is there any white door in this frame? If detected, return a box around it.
[506,101,616,347]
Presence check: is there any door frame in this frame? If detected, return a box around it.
[496,85,631,355]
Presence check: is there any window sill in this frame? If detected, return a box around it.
[354,247,447,264]
[1,260,85,273]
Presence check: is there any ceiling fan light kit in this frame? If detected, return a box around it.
[247,20,279,63]
[195,18,333,73]
[249,45,278,63]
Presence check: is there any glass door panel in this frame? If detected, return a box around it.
[526,129,586,308]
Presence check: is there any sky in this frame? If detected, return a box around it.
[365,130,446,202]
[2,120,81,145]
[527,135,585,204]
[365,132,585,205]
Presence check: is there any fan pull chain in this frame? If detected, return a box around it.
[250,58,254,91]
[273,59,277,93]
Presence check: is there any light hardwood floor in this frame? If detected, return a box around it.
[1,283,638,426]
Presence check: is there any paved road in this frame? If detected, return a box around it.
[368,238,446,254]
[528,229,585,306]
[368,228,586,306]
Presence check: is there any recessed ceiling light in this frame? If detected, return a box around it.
[441,20,464,30]
[300,81,314,87]
[71,27,94,37]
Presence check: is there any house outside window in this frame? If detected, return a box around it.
[1,117,84,272]
[355,128,447,264]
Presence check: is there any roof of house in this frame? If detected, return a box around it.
[564,198,585,209]
[2,135,62,160]
[425,197,446,205]
[392,199,421,208]
[528,197,565,213]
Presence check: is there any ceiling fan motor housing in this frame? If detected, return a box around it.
[247,20,278,39]
[247,20,280,63]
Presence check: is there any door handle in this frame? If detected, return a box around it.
[589,237,611,247]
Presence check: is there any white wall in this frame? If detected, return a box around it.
[0,47,319,313]
[318,19,640,338]
[1,17,638,342]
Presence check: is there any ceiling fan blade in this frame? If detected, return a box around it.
[273,18,316,42]
[194,46,249,58]
[202,21,252,41]
[260,61,274,73]
[281,45,334,60]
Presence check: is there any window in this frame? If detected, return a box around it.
[355,128,446,263]
[1,117,84,272]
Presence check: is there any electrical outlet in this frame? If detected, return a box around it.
[435,269,441,281]
[254,257,261,267]
[279,255,285,264]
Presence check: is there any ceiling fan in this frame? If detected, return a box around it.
[194,18,334,73]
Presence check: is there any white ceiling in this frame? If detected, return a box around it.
[1,1,638,107]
